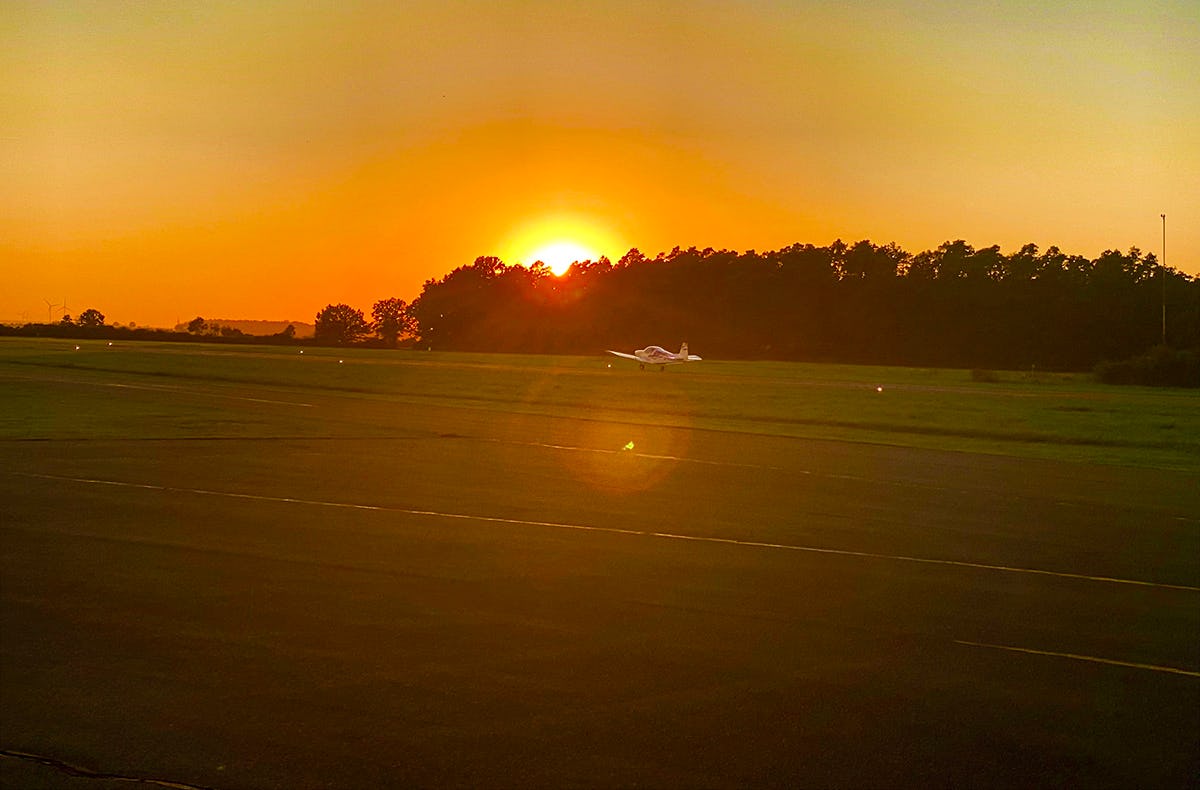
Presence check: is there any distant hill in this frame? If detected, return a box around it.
[173,319,315,338]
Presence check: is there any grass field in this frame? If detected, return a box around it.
[2,337,1198,787]
[2,337,1197,469]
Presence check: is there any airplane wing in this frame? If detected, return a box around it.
[606,351,641,361]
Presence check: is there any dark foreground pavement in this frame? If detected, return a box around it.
[2,401,1198,788]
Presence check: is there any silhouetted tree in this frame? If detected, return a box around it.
[187,316,207,334]
[618,248,647,269]
[372,297,416,347]
[314,304,370,345]
[77,309,105,327]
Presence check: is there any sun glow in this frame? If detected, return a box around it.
[528,241,598,276]
[501,214,622,277]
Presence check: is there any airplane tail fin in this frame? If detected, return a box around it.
[680,342,688,358]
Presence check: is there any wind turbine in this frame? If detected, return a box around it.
[43,298,61,323]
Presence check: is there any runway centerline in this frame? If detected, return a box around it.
[17,472,1199,593]
[956,640,1200,678]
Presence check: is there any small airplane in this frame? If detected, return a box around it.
[607,343,702,371]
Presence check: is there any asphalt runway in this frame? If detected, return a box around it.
[2,379,1198,788]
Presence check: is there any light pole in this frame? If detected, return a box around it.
[1160,213,1166,346]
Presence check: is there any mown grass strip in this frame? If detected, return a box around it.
[3,338,1197,469]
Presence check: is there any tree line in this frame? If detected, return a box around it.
[5,238,1195,383]
[402,240,1197,375]
[311,297,416,346]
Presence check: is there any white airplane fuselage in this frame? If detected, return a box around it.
[607,343,702,370]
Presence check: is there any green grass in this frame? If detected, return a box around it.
[2,337,1197,470]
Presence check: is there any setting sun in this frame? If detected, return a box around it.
[528,241,598,276]
[500,214,622,277]
[2,2,1195,329]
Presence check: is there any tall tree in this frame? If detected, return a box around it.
[372,297,415,347]
[77,308,105,327]
[314,304,370,345]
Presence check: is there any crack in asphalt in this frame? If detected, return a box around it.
[0,749,218,789]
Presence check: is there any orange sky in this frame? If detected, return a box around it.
[3,1,1197,328]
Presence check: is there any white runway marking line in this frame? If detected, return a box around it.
[224,395,315,407]
[956,640,1200,678]
[478,438,790,472]
[99,382,316,407]
[13,375,316,407]
[17,472,1200,594]
[491,438,970,489]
